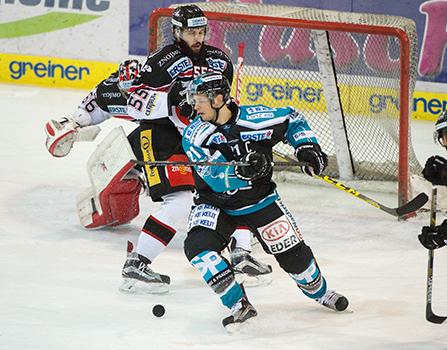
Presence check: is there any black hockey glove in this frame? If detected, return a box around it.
[418,219,447,250]
[235,152,272,181]
[168,81,196,119]
[295,142,328,176]
[422,155,447,186]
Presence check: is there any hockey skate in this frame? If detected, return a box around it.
[231,248,273,287]
[222,296,258,331]
[316,290,349,312]
[119,242,170,295]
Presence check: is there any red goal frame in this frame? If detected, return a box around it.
[148,7,413,206]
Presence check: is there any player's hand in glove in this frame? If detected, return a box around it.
[45,116,100,157]
[295,142,328,176]
[418,219,447,250]
[235,152,272,181]
[168,80,196,119]
[422,155,447,186]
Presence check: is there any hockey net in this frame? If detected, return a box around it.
[148,2,421,205]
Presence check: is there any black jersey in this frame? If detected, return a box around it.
[133,42,234,91]
[78,72,131,124]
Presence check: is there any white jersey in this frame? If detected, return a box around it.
[126,89,190,135]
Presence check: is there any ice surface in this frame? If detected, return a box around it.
[0,84,446,350]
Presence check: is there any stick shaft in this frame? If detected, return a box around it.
[131,159,302,167]
[425,188,447,324]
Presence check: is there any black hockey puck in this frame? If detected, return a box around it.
[152,304,165,318]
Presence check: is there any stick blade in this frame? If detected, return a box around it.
[395,192,429,216]
[427,312,447,324]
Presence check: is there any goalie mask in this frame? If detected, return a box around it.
[434,110,447,149]
[172,5,208,55]
[118,59,141,92]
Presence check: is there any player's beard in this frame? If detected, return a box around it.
[190,42,203,54]
[177,39,204,58]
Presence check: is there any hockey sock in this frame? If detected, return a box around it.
[231,226,252,252]
[191,250,244,309]
[136,215,176,262]
[288,258,327,299]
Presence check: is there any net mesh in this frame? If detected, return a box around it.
[150,2,421,181]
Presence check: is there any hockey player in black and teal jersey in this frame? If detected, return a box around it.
[419,110,447,250]
[182,72,349,329]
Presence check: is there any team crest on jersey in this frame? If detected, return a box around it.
[206,132,227,146]
[205,58,227,72]
[167,57,193,78]
[240,129,273,141]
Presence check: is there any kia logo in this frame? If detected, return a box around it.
[261,220,290,241]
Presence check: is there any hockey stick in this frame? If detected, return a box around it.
[315,174,428,217]
[131,159,301,167]
[233,40,426,216]
[425,187,447,324]
[272,149,428,217]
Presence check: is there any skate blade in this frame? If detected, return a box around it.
[224,317,257,334]
[235,273,273,288]
[119,278,169,295]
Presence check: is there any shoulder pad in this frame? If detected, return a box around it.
[240,105,277,120]
[183,117,217,147]
[149,45,183,68]
[204,45,230,59]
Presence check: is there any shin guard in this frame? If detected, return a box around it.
[191,250,243,309]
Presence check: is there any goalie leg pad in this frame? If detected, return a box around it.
[77,126,141,228]
[77,174,141,229]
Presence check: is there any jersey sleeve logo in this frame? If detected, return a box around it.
[205,58,227,72]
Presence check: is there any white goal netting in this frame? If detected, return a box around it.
[150,2,421,203]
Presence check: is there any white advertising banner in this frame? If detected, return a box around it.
[0,0,129,62]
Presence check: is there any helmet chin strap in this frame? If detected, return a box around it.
[209,98,226,125]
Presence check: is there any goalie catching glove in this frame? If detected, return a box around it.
[45,117,101,157]
[235,152,272,181]
[295,142,328,176]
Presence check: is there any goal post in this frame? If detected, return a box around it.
[148,3,421,206]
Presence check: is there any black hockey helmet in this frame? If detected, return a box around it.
[172,5,207,31]
[186,72,231,106]
[118,59,141,92]
[434,109,447,149]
